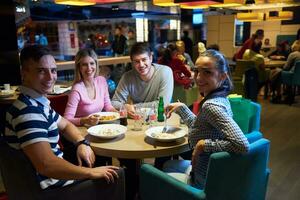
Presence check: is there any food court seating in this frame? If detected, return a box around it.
[0,139,125,200]
[281,61,300,105]
[140,138,270,200]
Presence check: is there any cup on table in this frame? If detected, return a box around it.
[4,84,10,91]
[132,105,143,131]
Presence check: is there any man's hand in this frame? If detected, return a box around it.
[88,166,120,183]
[125,104,135,118]
[191,140,205,169]
[77,145,95,168]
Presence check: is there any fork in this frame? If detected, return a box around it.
[162,116,168,133]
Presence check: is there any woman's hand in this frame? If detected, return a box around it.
[81,115,99,126]
[191,140,205,169]
[165,102,185,118]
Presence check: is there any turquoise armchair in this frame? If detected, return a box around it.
[229,98,262,143]
[281,61,300,105]
[140,138,270,200]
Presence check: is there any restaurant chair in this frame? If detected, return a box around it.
[48,93,69,116]
[0,139,125,200]
[140,138,270,200]
[281,61,300,105]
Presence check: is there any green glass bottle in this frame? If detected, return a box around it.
[157,96,165,122]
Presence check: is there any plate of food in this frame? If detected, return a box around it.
[87,124,127,139]
[0,90,15,98]
[90,112,120,122]
[145,126,186,142]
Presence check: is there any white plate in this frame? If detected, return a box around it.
[87,124,127,139]
[0,90,14,98]
[49,85,71,95]
[145,126,186,142]
[90,112,120,122]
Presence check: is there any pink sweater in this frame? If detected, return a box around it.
[64,76,114,125]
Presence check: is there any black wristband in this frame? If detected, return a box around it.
[75,139,90,148]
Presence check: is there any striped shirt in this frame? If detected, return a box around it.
[5,86,74,189]
[176,97,249,189]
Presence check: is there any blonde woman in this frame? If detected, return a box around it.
[64,49,116,126]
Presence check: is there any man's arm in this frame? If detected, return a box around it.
[58,117,95,167]
[158,66,174,105]
[111,76,130,110]
[23,142,119,182]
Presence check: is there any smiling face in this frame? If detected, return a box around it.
[194,56,226,96]
[22,55,57,95]
[131,52,154,80]
[79,56,97,81]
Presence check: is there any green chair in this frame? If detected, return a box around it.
[140,138,270,200]
[173,84,199,107]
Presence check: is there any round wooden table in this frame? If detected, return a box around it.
[80,114,190,159]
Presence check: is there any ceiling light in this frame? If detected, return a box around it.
[94,0,125,3]
[209,0,243,8]
[54,0,96,6]
[153,0,179,7]
[179,1,218,9]
[265,11,293,21]
[236,12,264,22]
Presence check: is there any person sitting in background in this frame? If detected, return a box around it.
[4,45,119,193]
[268,41,290,60]
[197,42,207,58]
[99,65,116,98]
[291,28,300,52]
[234,29,264,61]
[163,50,249,189]
[269,42,300,103]
[157,43,193,89]
[111,42,173,118]
[64,49,117,127]
[243,41,269,97]
[176,40,195,69]
[207,44,220,51]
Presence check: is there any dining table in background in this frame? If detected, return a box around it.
[264,59,286,69]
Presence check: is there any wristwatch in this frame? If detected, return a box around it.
[75,139,90,148]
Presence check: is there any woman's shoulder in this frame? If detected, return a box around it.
[203,97,230,112]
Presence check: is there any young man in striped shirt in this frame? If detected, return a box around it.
[4,45,119,194]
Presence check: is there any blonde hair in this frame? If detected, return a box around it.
[291,40,300,52]
[74,49,99,83]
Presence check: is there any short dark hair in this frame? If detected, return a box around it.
[130,42,151,59]
[20,45,51,66]
[255,29,264,36]
[207,44,220,51]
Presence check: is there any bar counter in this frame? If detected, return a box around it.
[56,56,131,71]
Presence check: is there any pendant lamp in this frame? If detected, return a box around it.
[179,1,218,9]
[94,0,125,3]
[55,0,96,6]
[153,0,179,7]
[236,12,264,22]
